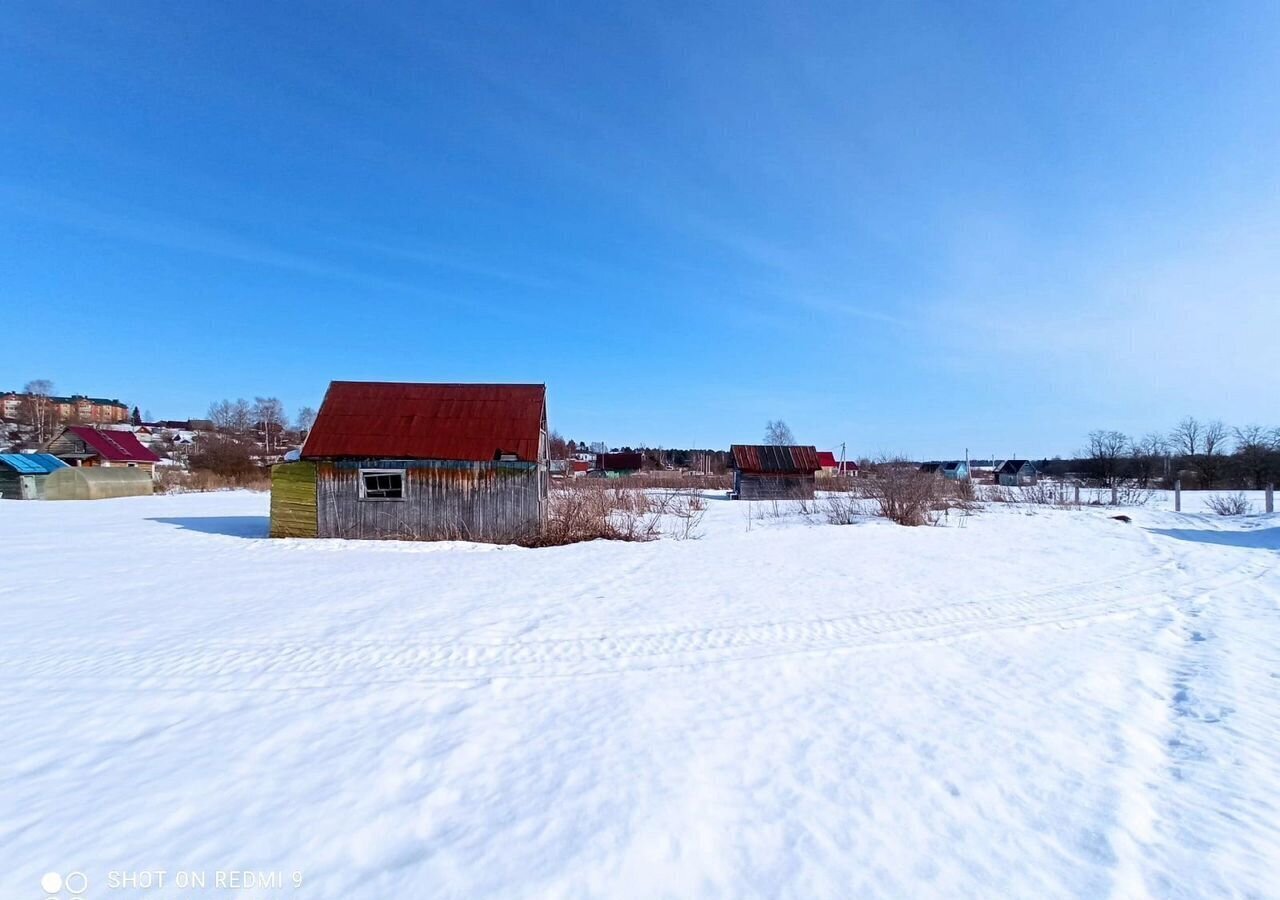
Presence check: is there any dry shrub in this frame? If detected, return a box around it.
[188,436,258,479]
[604,471,733,491]
[1206,492,1252,516]
[824,493,866,525]
[155,468,270,493]
[1083,484,1154,507]
[863,463,943,526]
[1018,481,1077,508]
[943,476,979,510]
[522,481,709,546]
[983,481,1079,510]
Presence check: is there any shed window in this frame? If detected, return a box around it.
[359,469,405,500]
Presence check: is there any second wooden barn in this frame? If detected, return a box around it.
[729,444,821,500]
[271,381,549,542]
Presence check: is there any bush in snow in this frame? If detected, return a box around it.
[862,462,943,527]
[1205,492,1253,516]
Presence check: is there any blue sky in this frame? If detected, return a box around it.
[2,2,1278,457]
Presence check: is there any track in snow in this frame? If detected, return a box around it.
[7,544,1272,689]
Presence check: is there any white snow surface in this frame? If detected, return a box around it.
[2,490,1279,898]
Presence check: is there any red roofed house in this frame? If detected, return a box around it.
[270,381,549,542]
[815,451,859,478]
[45,425,162,474]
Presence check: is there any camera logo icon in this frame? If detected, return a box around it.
[40,871,88,898]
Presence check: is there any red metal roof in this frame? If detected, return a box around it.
[815,451,859,471]
[66,426,161,463]
[730,444,821,474]
[301,382,546,462]
[571,460,590,473]
[597,451,643,472]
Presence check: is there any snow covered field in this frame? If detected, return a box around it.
[2,490,1278,898]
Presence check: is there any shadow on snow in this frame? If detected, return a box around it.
[1145,526,1280,550]
[147,516,269,539]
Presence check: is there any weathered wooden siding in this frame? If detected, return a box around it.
[0,471,20,500]
[735,472,816,501]
[316,459,545,542]
[270,462,318,537]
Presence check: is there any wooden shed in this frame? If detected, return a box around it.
[729,444,821,500]
[0,453,67,499]
[595,451,643,478]
[272,381,549,543]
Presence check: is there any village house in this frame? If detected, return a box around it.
[0,453,67,500]
[729,444,821,500]
[815,451,859,478]
[921,461,969,481]
[45,425,162,473]
[995,459,1038,486]
[270,381,549,542]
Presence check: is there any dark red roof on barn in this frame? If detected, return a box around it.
[730,444,821,475]
[301,382,546,462]
[597,451,643,472]
[64,426,161,463]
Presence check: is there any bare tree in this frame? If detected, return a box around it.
[1129,432,1168,488]
[1170,416,1201,458]
[547,429,569,460]
[208,399,235,432]
[1086,429,1129,487]
[22,379,55,443]
[763,419,796,445]
[1233,425,1277,490]
[230,398,253,433]
[1193,419,1230,488]
[253,397,286,453]
[295,406,317,439]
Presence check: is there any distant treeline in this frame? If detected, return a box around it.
[1044,418,1280,490]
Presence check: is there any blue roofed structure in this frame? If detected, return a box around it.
[0,453,68,499]
[0,453,67,474]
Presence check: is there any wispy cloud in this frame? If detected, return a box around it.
[0,183,540,326]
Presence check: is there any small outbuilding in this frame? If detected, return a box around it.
[995,459,1038,486]
[45,425,161,473]
[729,444,821,500]
[0,453,67,499]
[271,381,549,542]
[595,451,643,478]
[940,461,969,481]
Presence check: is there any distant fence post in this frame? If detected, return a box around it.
[1175,480,1181,513]
[1267,483,1275,514]
[1074,484,1080,506]
[1111,485,1118,506]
